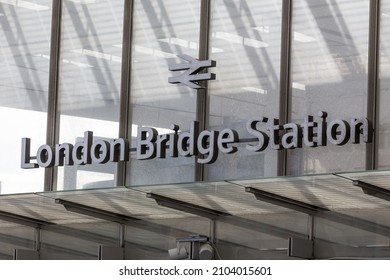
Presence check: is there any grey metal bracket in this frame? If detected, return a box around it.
[55,199,140,223]
[245,187,329,215]
[352,180,390,201]
[146,193,229,220]
[98,245,124,260]
[0,210,54,228]
[288,237,314,259]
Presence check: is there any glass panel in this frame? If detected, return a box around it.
[216,219,299,260]
[57,0,124,190]
[378,2,390,169]
[0,224,35,260]
[287,0,369,175]
[0,0,52,194]
[126,0,201,185]
[207,0,282,180]
[314,218,390,259]
[40,222,119,260]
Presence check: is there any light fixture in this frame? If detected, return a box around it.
[199,243,214,260]
[168,235,214,260]
[168,245,188,260]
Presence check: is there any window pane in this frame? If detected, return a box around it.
[127,0,201,185]
[207,0,282,180]
[287,0,369,175]
[57,0,124,190]
[0,0,52,194]
[378,2,390,168]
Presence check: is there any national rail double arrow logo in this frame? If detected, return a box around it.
[168,54,216,89]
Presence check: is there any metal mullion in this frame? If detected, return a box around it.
[117,0,134,186]
[196,0,211,181]
[366,0,380,170]
[278,0,293,176]
[34,227,42,252]
[44,0,62,191]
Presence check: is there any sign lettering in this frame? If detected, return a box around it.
[21,111,372,169]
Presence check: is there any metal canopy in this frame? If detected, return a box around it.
[54,197,200,238]
[232,171,390,223]
[0,170,386,229]
[0,170,389,259]
[145,191,305,239]
[0,193,97,225]
[0,171,388,228]
[45,187,197,221]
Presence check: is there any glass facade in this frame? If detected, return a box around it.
[127,0,200,185]
[207,0,282,180]
[57,0,124,190]
[0,0,383,192]
[287,0,369,175]
[0,0,389,260]
[379,0,390,169]
[0,0,52,194]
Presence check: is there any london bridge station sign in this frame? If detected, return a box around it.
[21,56,372,169]
[21,112,372,169]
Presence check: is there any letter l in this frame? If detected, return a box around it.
[21,138,38,168]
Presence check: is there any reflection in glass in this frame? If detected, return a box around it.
[127,0,201,185]
[0,0,52,194]
[207,0,282,180]
[57,0,124,190]
[288,0,369,175]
